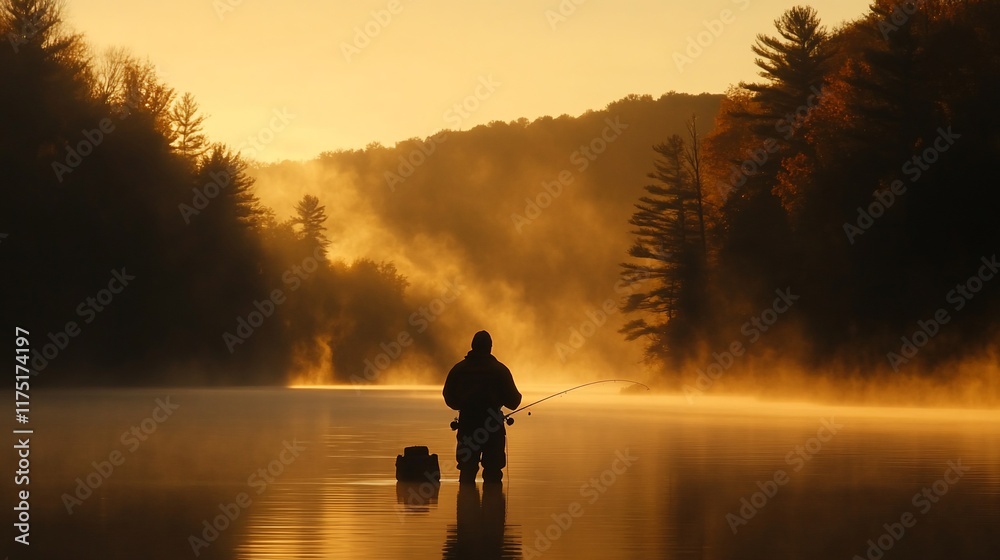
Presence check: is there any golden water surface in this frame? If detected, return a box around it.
[23,387,1000,559]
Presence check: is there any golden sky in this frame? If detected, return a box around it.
[66,0,871,162]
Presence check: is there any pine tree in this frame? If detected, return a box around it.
[194,146,265,228]
[710,7,825,319]
[742,6,832,129]
[732,5,833,194]
[620,134,706,364]
[0,0,89,157]
[170,92,208,161]
[293,194,330,254]
[0,0,83,61]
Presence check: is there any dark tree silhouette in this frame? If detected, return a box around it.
[4,0,999,395]
[194,146,266,227]
[668,0,1000,394]
[170,92,209,161]
[685,115,708,258]
[293,194,331,253]
[620,130,707,365]
[0,0,422,385]
[742,6,832,128]
[707,6,834,334]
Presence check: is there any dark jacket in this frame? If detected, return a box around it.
[443,351,522,414]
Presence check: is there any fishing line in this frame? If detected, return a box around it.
[503,379,650,423]
[501,378,648,501]
[504,426,510,512]
[447,379,649,503]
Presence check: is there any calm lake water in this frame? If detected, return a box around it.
[18,387,1000,559]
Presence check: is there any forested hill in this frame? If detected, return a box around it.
[248,93,724,383]
[0,0,723,387]
[252,1,1000,404]
[6,0,998,402]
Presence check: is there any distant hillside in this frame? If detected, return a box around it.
[250,92,723,382]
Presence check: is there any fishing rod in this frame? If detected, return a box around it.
[503,379,649,424]
[449,379,649,430]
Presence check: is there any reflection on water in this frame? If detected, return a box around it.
[442,483,521,559]
[396,480,440,512]
[19,387,1000,559]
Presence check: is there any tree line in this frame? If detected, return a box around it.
[621,1,1000,396]
[0,0,411,385]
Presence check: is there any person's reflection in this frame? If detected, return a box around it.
[442,483,521,559]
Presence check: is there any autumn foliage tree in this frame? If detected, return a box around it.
[629,1,1000,390]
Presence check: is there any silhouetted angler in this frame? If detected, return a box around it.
[443,331,521,484]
